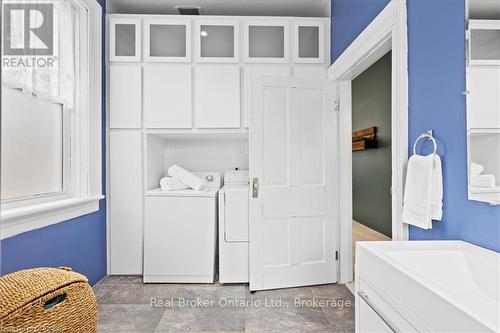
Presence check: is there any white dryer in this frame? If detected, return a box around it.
[218,170,249,283]
[144,172,221,283]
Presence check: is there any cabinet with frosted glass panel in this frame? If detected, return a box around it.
[109,18,141,62]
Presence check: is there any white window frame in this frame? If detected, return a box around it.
[0,0,104,240]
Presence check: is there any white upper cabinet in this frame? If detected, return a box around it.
[144,19,191,62]
[195,20,240,63]
[144,65,192,128]
[467,66,500,129]
[243,21,289,63]
[110,65,142,128]
[110,18,141,62]
[293,21,325,63]
[195,65,241,128]
[469,20,500,65]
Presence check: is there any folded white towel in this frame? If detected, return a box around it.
[160,177,189,191]
[167,165,204,191]
[470,162,485,176]
[470,174,496,188]
[402,154,443,229]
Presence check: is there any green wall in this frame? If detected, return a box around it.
[352,52,392,237]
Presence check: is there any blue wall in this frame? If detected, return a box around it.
[331,0,500,251]
[1,0,107,285]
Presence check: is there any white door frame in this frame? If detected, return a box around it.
[328,0,409,283]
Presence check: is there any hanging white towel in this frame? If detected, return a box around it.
[160,177,189,191]
[402,154,443,229]
[430,155,443,221]
[167,165,204,191]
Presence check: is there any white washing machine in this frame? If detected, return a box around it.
[218,170,249,283]
[143,172,221,283]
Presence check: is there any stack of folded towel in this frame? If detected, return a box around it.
[470,162,496,188]
[159,165,204,191]
[402,153,443,230]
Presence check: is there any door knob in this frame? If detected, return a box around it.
[252,178,259,198]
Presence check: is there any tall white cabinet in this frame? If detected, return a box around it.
[109,131,143,274]
[107,14,330,275]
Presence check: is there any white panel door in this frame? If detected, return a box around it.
[243,66,290,128]
[144,65,192,128]
[195,65,240,128]
[467,66,500,129]
[249,76,337,291]
[109,131,143,274]
[110,65,142,128]
[292,66,328,79]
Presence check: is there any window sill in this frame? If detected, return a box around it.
[1,195,104,240]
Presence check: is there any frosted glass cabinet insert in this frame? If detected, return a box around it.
[244,21,289,63]
[110,18,141,61]
[294,21,325,63]
[144,19,191,62]
[196,20,239,62]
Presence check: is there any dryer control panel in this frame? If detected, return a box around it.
[223,170,249,186]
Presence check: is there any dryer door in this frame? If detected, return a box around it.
[224,188,249,242]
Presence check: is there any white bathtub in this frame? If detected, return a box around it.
[356,241,500,332]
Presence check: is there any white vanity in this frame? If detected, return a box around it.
[355,241,499,332]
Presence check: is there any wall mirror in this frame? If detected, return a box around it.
[466,0,500,205]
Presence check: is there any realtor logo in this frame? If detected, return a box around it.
[3,3,54,56]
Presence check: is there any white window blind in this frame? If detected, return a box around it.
[1,86,65,201]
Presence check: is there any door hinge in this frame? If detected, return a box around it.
[333,100,339,112]
[335,251,339,261]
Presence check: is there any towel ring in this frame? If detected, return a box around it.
[413,134,437,156]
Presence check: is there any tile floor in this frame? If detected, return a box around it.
[93,276,355,333]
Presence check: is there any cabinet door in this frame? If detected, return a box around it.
[293,21,325,64]
[195,65,240,128]
[195,20,239,63]
[110,18,141,62]
[110,65,142,128]
[468,66,500,129]
[468,21,500,65]
[243,21,289,63]
[144,65,192,128]
[144,19,191,62]
[243,66,290,128]
[109,131,143,274]
[358,297,395,333]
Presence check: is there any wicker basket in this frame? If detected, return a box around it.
[0,267,98,333]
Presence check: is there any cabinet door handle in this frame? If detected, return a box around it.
[358,291,405,333]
